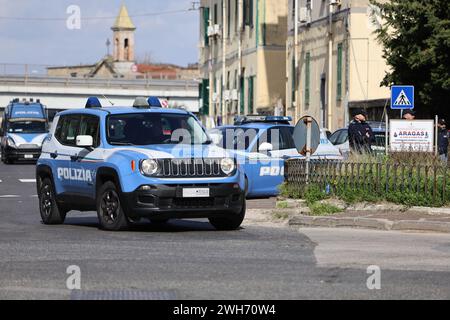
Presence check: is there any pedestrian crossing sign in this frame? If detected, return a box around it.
[391,85,414,110]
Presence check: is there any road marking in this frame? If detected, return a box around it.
[0,195,20,198]
[19,179,36,183]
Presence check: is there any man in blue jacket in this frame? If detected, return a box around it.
[348,109,374,154]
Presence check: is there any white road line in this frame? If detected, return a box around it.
[0,195,20,198]
[19,179,36,183]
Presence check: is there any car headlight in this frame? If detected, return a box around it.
[7,137,16,148]
[220,158,236,175]
[140,159,159,176]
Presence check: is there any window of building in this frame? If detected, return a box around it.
[235,0,239,33]
[240,72,245,114]
[243,0,254,28]
[305,52,311,107]
[227,0,231,38]
[248,76,255,114]
[203,7,210,46]
[214,4,218,25]
[337,43,343,101]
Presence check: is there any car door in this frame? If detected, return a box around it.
[52,114,82,196]
[248,127,285,197]
[70,115,101,198]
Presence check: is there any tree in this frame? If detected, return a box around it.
[371,0,450,118]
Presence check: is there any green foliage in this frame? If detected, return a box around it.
[276,201,289,209]
[309,203,343,216]
[371,0,450,117]
[303,185,327,205]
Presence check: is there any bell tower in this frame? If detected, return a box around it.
[111,4,136,74]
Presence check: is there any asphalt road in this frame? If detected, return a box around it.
[1,162,450,300]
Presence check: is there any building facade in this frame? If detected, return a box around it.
[286,0,389,131]
[198,0,288,125]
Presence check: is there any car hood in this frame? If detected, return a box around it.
[110,144,232,160]
[7,133,48,146]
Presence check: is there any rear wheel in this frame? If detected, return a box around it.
[209,200,246,231]
[39,178,67,225]
[96,181,129,231]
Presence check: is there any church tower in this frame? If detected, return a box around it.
[111,4,136,75]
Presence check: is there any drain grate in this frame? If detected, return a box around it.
[70,289,177,300]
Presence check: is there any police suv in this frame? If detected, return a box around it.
[1,98,49,164]
[36,97,246,231]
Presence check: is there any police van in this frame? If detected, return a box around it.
[208,116,342,198]
[36,97,246,231]
[1,98,49,164]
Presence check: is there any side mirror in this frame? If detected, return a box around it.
[259,142,274,153]
[76,135,94,148]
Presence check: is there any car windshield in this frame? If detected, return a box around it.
[7,121,47,134]
[210,128,260,151]
[107,113,210,146]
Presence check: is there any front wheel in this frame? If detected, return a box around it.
[39,178,67,225]
[209,201,246,231]
[1,148,11,164]
[96,181,129,231]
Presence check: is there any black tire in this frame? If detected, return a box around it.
[209,200,246,231]
[1,149,11,164]
[96,181,129,231]
[39,178,67,225]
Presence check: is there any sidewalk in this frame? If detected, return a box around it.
[274,199,450,233]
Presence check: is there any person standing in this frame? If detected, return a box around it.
[438,119,449,164]
[402,110,416,120]
[348,109,375,154]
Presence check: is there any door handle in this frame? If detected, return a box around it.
[71,155,79,162]
[50,152,58,159]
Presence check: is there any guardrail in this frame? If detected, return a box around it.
[0,75,199,91]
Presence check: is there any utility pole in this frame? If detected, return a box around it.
[327,0,335,131]
[208,0,215,122]
[222,0,227,124]
[237,0,243,116]
[294,0,299,123]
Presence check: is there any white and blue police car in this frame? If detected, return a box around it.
[208,116,342,198]
[1,98,49,164]
[36,97,246,231]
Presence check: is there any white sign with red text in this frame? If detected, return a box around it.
[390,120,434,152]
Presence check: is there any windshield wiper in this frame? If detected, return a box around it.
[110,142,135,146]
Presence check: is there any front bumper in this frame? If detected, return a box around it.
[3,146,41,161]
[122,183,245,220]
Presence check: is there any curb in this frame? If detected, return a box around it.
[289,215,450,233]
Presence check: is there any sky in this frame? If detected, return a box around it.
[0,0,199,71]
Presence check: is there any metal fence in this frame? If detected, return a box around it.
[285,159,449,204]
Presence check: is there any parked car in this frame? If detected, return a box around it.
[208,116,343,198]
[329,121,387,156]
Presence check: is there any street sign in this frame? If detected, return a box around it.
[391,85,414,110]
[389,120,434,152]
[293,116,320,156]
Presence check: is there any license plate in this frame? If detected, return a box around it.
[182,188,210,198]
[24,155,33,159]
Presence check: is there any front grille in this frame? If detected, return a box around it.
[18,144,39,149]
[173,198,215,209]
[157,158,229,178]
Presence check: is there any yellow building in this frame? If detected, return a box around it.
[198,0,288,125]
[286,0,390,131]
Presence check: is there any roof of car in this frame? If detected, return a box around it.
[215,122,293,131]
[57,107,190,117]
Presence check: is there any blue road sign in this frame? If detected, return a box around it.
[391,85,414,110]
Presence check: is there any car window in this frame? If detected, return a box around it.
[79,115,100,148]
[107,113,209,146]
[330,130,348,145]
[55,115,82,147]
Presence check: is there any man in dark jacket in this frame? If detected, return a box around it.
[348,109,375,154]
[438,119,449,164]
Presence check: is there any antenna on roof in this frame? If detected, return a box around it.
[102,94,115,106]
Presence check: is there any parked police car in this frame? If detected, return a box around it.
[36,97,246,231]
[1,98,49,164]
[208,116,342,198]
